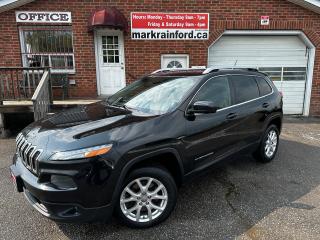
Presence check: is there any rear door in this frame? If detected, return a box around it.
[228,74,262,145]
[254,76,275,130]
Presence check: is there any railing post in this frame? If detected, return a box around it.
[32,70,50,121]
[0,113,9,138]
[48,68,53,104]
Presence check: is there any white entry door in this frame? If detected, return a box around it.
[95,30,125,95]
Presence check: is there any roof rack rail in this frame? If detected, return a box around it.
[151,66,260,76]
[203,66,259,74]
[151,67,206,74]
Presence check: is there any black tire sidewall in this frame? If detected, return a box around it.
[115,167,177,228]
[259,125,280,163]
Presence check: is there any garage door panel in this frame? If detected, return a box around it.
[212,51,306,57]
[213,36,307,48]
[281,81,305,87]
[282,90,305,95]
[208,35,308,115]
[209,61,306,68]
[285,109,304,115]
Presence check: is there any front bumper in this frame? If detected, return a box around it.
[9,154,114,223]
[22,188,113,223]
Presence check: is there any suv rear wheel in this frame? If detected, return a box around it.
[254,124,279,163]
[116,167,177,228]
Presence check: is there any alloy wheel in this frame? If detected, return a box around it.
[120,177,168,223]
[265,129,278,158]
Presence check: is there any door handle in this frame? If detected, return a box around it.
[262,102,270,108]
[226,112,238,120]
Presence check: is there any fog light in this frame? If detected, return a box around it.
[50,175,76,190]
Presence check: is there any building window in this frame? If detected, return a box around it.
[102,36,120,63]
[19,26,75,73]
[166,60,183,68]
[161,54,189,69]
[258,67,307,82]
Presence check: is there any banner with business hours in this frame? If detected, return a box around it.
[131,12,209,40]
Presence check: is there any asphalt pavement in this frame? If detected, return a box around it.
[0,117,319,240]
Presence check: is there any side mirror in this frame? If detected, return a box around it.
[188,101,219,114]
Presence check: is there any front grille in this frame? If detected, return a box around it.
[16,133,43,175]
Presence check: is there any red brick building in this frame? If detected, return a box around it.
[0,0,320,116]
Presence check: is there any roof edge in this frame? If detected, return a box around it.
[0,0,35,13]
[0,0,320,15]
[287,0,320,14]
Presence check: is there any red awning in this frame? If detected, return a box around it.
[88,7,128,32]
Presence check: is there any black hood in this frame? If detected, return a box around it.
[21,101,157,157]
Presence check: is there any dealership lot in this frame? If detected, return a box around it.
[0,118,319,240]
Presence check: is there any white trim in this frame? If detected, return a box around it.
[94,30,101,96]
[207,30,316,116]
[161,54,189,69]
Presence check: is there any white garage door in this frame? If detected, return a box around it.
[208,35,309,114]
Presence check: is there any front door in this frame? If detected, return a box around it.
[183,76,240,169]
[95,30,125,96]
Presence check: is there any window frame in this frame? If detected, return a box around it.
[229,74,260,105]
[190,75,232,110]
[19,26,76,74]
[185,74,274,115]
[255,76,273,97]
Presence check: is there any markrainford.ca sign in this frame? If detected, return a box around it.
[16,11,72,23]
[131,12,209,40]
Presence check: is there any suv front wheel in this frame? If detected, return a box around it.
[116,167,177,228]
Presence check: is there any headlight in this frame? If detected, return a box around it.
[49,144,112,161]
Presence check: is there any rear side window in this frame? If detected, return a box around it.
[229,75,259,104]
[256,77,272,96]
[193,76,231,109]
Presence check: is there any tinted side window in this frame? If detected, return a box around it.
[256,77,272,96]
[193,76,231,109]
[230,75,259,104]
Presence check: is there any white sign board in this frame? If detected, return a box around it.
[16,11,72,23]
[260,16,270,26]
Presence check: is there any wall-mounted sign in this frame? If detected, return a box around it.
[16,11,72,23]
[131,12,209,40]
[261,16,270,25]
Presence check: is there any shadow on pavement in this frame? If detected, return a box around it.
[57,138,320,240]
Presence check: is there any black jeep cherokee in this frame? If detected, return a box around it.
[10,68,283,228]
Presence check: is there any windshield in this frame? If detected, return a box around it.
[107,76,200,115]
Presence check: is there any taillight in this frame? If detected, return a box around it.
[279,91,283,97]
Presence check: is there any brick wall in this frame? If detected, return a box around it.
[0,0,320,115]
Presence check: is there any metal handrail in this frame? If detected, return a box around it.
[0,67,49,70]
[31,70,52,121]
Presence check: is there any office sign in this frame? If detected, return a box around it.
[131,12,209,40]
[16,11,72,23]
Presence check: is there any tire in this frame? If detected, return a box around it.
[115,167,177,228]
[254,124,280,163]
